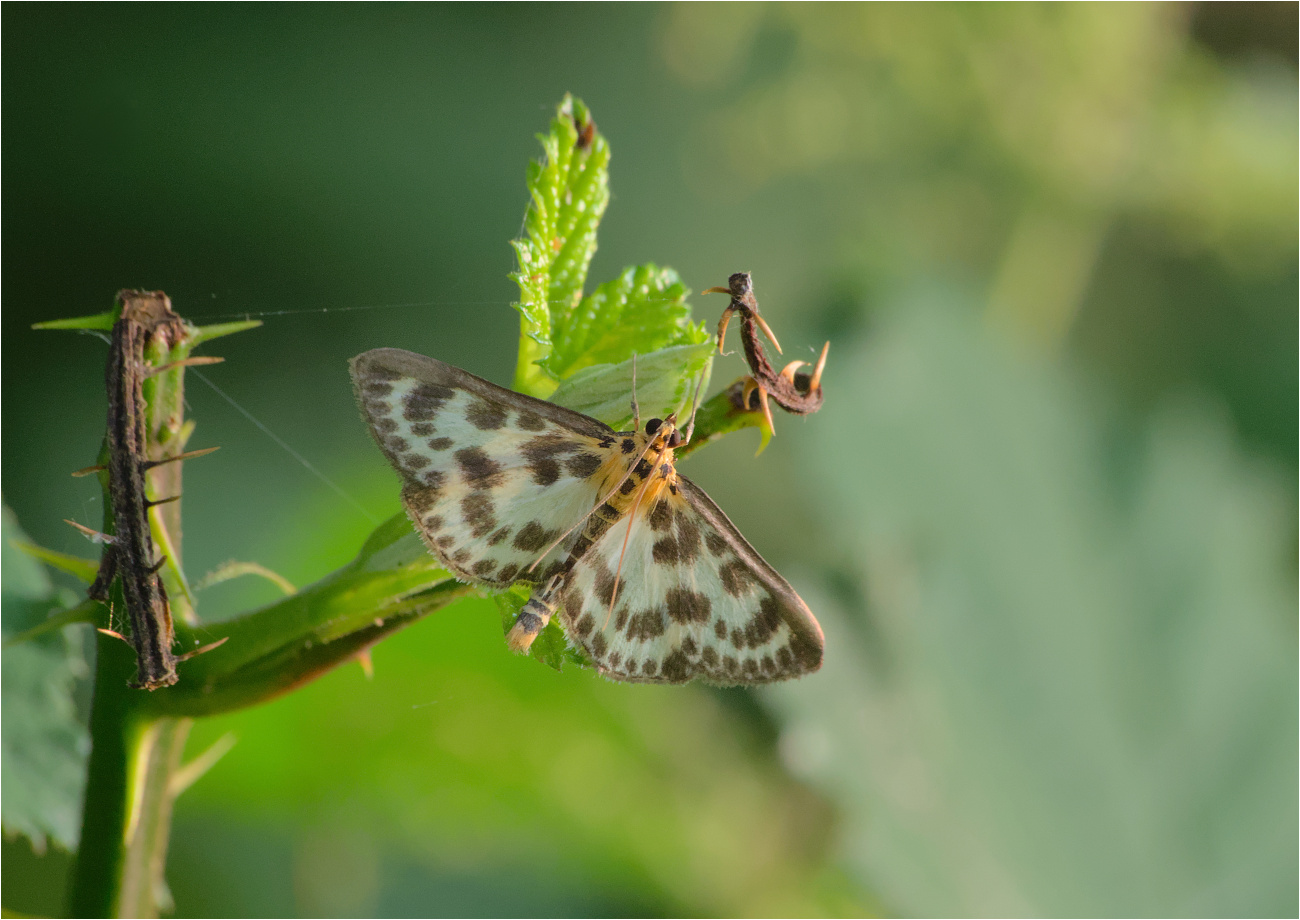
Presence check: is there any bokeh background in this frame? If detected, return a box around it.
[3,4,1296,916]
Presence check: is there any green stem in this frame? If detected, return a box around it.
[514,330,554,398]
[145,576,475,719]
[116,718,191,917]
[70,658,190,919]
[68,633,140,917]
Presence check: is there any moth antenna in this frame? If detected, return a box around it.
[604,446,661,630]
[527,436,664,570]
[809,341,829,392]
[682,369,706,445]
[630,352,640,430]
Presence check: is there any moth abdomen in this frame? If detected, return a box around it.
[506,576,564,653]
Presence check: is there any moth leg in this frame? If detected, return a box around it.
[506,574,565,653]
[680,369,706,445]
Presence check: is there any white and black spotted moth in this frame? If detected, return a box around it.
[351,348,824,685]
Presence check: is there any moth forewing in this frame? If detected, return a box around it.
[350,348,617,587]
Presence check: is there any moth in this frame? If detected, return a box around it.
[350,348,824,685]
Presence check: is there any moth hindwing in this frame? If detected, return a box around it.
[351,347,824,685]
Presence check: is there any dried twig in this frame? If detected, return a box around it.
[706,272,829,430]
[86,291,191,690]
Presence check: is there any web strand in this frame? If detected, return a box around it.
[191,369,378,525]
[190,299,510,323]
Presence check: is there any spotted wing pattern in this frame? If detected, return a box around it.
[557,476,824,684]
[351,348,622,586]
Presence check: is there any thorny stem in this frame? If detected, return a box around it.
[69,630,138,917]
[67,294,253,918]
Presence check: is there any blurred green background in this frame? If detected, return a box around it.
[3,4,1296,916]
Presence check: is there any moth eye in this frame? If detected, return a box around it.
[645,418,662,435]
[667,430,683,448]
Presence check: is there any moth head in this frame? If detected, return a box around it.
[644,416,684,450]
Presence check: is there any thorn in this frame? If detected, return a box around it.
[144,446,220,469]
[702,285,732,295]
[194,560,295,595]
[779,360,807,385]
[168,732,237,798]
[715,309,734,356]
[146,494,182,509]
[72,464,106,478]
[147,355,225,377]
[356,650,374,679]
[65,519,116,544]
[809,341,829,392]
[753,312,783,354]
[146,556,168,576]
[756,385,776,436]
[741,377,760,412]
[176,635,229,662]
[97,627,130,644]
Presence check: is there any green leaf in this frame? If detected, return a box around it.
[1,504,90,852]
[549,342,714,431]
[9,540,99,584]
[2,599,98,649]
[509,95,610,396]
[544,263,708,380]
